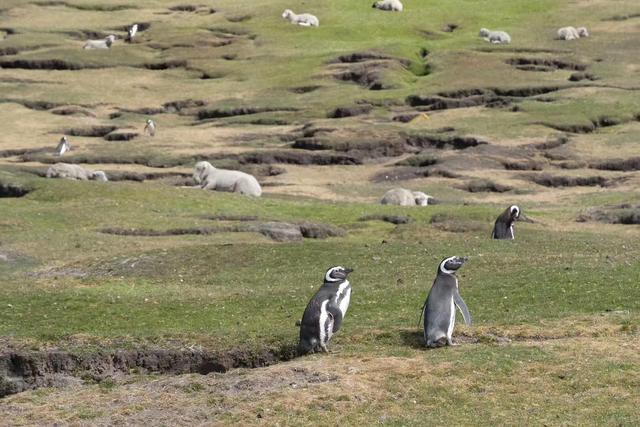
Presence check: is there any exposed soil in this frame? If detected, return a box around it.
[328,105,373,118]
[569,72,598,82]
[50,106,96,117]
[328,52,412,90]
[226,14,252,23]
[104,131,138,141]
[577,204,640,224]
[501,159,544,171]
[442,23,459,32]
[460,179,512,193]
[197,107,297,120]
[359,215,412,225]
[603,12,640,21]
[0,183,31,198]
[526,173,616,187]
[530,135,569,150]
[429,213,486,233]
[0,344,297,398]
[33,1,136,11]
[236,150,362,166]
[404,133,488,150]
[143,60,188,70]
[0,59,102,70]
[289,85,322,94]
[394,155,439,167]
[590,157,640,172]
[506,57,587,72]
[63,126,117,137]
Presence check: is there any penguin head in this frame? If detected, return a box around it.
[438,256,468,275]
[324,266,353,283]
[60,136,68,143]
[510,205,520,220]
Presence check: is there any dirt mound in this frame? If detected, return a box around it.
[0,59,100,70]
[590,157,640,172]
[526,173,614,187]
[289,85,321,94]
[359,215,412,225]
[0,183,31,198]
[197,107,296,120]
[104,131,138,141]
[63,126,117,137]
[328,105,373,118]
[143,60,187,70]
[577,204,640,224]
[0,344,297,397]
[429,213,486,233]
[506,57,587,72]
[237,150,362,166]
[404,133,488,150]
[460,179,512,193]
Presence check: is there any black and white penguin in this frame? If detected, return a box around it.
[298,266,353,354]
[126,24,138,43]
[422,256,471,348]
[492,205,520,240]
[54,136,70,156]
[144,119,156,137]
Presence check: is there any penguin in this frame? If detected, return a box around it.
[298,266,353,354]
[492,205,520,239]
[54,136,70,156]
[126,24,138,43]
[422,256,471,348]
[144,119,156,137]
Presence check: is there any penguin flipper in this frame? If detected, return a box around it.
[454,292,472,326]
[326,303,343,333]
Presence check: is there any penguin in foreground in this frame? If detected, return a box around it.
[54,136,70,156]
[422,256,471,348]
[298,266,353,354]
[144,119,156,136]
[492,205,521,240]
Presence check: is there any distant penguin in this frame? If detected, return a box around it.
[144,119,156,136]
[422,256,471,348]
[126,24,138,43]
[298,266,353,354]
[54,136,70,156]
[492,205,520,240]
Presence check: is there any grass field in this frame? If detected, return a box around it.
[1,0,639,425]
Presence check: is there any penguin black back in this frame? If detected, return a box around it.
[492,205,520,239]
[298,266,353,354]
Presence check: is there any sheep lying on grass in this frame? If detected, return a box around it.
[479,28,511,44]
[83,35,116,50]
[193,161,262,197]
[46,163,108,181]
[372,0,403,12]
[557,26,588,40]
[282,9,319,27]
[381,188,431,206]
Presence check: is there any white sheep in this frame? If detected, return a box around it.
[479,28,511,44]
[83,35,116,50]
[282,9,319,27]
[380,188,431,206]
[577,27,589,38]
[372,0,403,12]
[46,163,108,182]
[193,161,262,197]
[557,26,580,40]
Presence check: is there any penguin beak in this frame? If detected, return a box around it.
[344,267,354,274]
[518,214,534,223]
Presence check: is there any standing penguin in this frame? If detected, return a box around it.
[54,136,70,156]
[422,256,471,348]
[144,119,156,137]
[492,205,520,239]
[126,24,138,43]
[298,266,353,354]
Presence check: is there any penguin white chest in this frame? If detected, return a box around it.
[447,296,455,339]
[318,299,333,345]
[337,281,351,317]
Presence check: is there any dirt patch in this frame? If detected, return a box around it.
[542,115,630,134]
[0,147,49,158]
[63,126,117,137]
[0,183,31,198]
[530,135,569,150]
[460,179,512,193]
[569,72,598,82]
[359,215,411,225]
[298,222,345,239]
[289,85,322,94]
[0,344,297,398]
[526,173,616,187]
[577,204,640,225]
[501,159,544,171]
[328,52,412,90]
[506,57,587,72]
[603,12,640,21]
[104,131,138,141]
[205,215,260,222]
[100,171,192,182]
[143,60,188,70]
[226,14,252,23]
[404,133,488,150]
[34,1,137,11]
[237,150,362,166]
[50,106,96,117]
[328,105,373,118]
[394,155,438,167]
[441,23,459,32]
[589,157,640,172]
[429,213,486,233]
[0,59,102,70]
[197,107,297,120]
[163,99,208,113]
[168,4,198,12]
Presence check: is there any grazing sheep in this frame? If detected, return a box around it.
[282,9,319,27]
[557,26,580,40]
[479,28,511,44]
[577,27,589,38]
[83,35,116,50]
[54,136,70,156]
[193,161,262,197]
[126,24,138,43]
[144,119,156,136]
[46,163,108,182]
[372,0,403,12]
[381,188,431,206]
